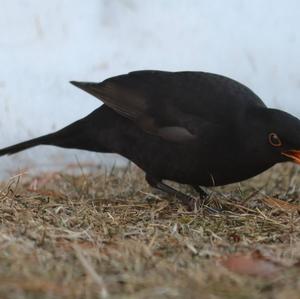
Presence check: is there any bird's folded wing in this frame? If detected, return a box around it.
[71,71,205,143]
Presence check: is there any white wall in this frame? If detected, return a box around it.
[1,0,300,177]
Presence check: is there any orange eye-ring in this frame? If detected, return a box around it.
[268,133,282,147]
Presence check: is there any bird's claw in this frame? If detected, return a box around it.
[180,196,220,214]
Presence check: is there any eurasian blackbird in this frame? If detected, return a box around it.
[1,71,300,209]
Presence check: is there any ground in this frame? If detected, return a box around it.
[0,163,299,299]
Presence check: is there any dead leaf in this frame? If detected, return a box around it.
[27,188,65,199]
[221,250,282,278]
[28,172,61,190]
[263,197,300,212]
[0,277,66,295]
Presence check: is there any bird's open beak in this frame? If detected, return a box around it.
[282,150,300,164]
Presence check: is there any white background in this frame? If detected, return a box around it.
[1,0,300,177]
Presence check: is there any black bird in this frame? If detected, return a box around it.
[1,70,300,209]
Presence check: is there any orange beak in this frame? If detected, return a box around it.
[282,150,300,164]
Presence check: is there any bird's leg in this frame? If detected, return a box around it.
[192,185,223,213]
[192,184,210,207]
[146,175,197,210]
[192,185,208,199]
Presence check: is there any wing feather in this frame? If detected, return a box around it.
[71,72,207,142]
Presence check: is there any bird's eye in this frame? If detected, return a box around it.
[268,133,282,147]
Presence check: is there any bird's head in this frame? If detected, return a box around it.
[249,107,300,165]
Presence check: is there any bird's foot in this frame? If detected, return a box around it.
[181,195,220,214]
[146,175,219,213]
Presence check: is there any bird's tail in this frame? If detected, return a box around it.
[0,106,111,157]
[0,134,56,157]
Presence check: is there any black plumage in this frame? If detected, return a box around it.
[1,71,300,209]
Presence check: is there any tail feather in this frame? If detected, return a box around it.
[0,135,52,157]
[0,106,111,158]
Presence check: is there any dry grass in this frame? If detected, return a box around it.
[0,163,300,299]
